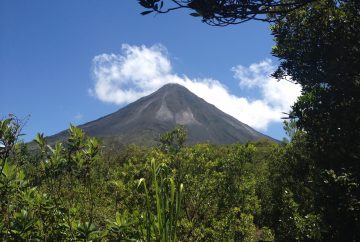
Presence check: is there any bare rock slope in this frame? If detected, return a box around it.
[48,84,275,145]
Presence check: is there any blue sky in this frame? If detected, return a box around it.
[0,0,300,142]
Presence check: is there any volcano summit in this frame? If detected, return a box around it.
[48,84,274,145]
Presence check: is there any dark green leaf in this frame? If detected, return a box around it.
[190,12,201,17]
[141,10,154,15]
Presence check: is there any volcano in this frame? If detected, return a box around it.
[48,84,274,145]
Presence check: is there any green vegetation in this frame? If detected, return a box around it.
[136,0,360,241]
[271,1,360,240]
[1,0,359,240]
[138,0,316,25]
[2,2,359,241]
[2,116,333,241]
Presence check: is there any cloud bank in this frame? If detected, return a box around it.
[90,44,301,130]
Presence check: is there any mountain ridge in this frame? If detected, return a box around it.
[47,83,276,145]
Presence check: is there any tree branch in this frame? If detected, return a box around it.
[138,0,319,26]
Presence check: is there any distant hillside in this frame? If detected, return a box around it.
[47,83,276,146]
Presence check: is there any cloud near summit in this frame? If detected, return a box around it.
[90,44,301,130]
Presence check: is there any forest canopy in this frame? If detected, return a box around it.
[0,0,359,240]
[1,118,302,241]
[138,0,360,240]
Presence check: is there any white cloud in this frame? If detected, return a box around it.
[232,58,302,115]
[90,44,172,104]
[232,59,274,88]
[90,44,301,130]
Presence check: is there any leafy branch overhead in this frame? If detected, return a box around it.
[138,0,317,25]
